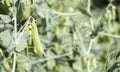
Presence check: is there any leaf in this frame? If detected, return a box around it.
[0,30,11,47]
[15,32,29,52]
[31,18,45,55]
[47,60,56,70]
[0,23,4,29]
[73,61,82,71]
[55,65,73,72]
[0,14,11,23]
[36,3,49,18]
[17,62,31,72]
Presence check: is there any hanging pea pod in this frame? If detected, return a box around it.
[31,18,45,55]
[106,4,116,29]
[4,0,14,15]
[106,10,112,29]
[54,43,59,53]
[0,48,12,72]
[3,60,12,72]
[111,5,116,21]
[23,1,31,19]
[25,26,33,56]
[26,17,45,56]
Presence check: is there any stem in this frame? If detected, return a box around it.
[87,1,93,72]
[87,39,93,72]
[87,39,93,54]
[75,27,87,52]
[87,59,90,72]
[13,15,17,42]
[12,52,17,72]
[12,10,17,72]
[99,32,120,39]
[52,10,81,16]
[87,0,91,13]
[90,18,94,31]
[32,52,72,64]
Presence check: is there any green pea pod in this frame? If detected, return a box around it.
[31,18,45,55]
[23,2,31,19]
[23,1,31,19]
[3,60,12,72]
[112,6,116,21]
[4,0,14,15]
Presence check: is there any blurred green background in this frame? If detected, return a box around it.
[0,0,120,72]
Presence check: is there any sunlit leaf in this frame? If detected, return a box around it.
[0,30,11,47]
[0,14,11,23]
[15,32,29,52]
[36,3,49,18]
[47,60,56,70]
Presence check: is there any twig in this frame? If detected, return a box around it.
[87,39,93,54]
[87,0,93,72]
[32,52,72,64]
[16,21,29,42]
[87,0,91,13]
[12,52,16,72]
[12,15,17,43]
[99,32,120,39]
[12,12,17,72]
[87,39,93,72]
[87,60,90,72]
[75,27,87,53]
[52,10,81,16]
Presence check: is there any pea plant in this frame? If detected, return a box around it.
[0,0,120,72]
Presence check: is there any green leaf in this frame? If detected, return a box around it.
[0,30,11,47]
[73,61,82,71]
[17,62,31,72]
[47,60,56,70]
[55,65,73,72]
[0,23,4,29]
[0,14,11,23]
[15,32,29,52]
[36,3,49,18]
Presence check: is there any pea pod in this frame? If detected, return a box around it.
[4,0,14,15]
[23,2,31,19]
[30,18,45,55]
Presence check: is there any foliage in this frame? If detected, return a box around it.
[0,0,120,72]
